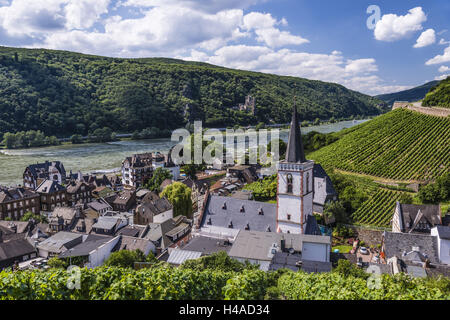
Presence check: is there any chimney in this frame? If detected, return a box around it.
[280,237,286,252]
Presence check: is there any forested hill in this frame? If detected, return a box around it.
[422,76,450,108]
[375,80,440,106]
[0,46,386,138]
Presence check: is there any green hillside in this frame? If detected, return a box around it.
[0,46,386,138]
[376,80,440,106]
[309,108,450,182]
[422,76,450,108]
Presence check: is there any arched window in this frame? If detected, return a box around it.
[306,172,310,193]
[286,174,293,193]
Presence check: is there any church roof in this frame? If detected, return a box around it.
[285,101,306,163]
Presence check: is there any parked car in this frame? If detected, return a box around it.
[357,257,363,268]
[359,247,369,255]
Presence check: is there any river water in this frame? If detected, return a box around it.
[0,120,368,186]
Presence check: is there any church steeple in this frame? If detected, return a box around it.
[285,97,306,163]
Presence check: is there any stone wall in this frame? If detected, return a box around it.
[392,102,450,118]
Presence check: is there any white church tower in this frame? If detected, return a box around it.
[276,100,314,234]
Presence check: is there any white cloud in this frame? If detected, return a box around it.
[439,38,450,45]
[374,7,426,42]
[243,12,308,48]
[426,46,450,65]
[438,66,450,73]
[435,74,449,81]
[64,0,110,29]
[345,59,378,73]
[123,0,263,13]
[413,29,435,48]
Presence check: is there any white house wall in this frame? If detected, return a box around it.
[88,236,120,268]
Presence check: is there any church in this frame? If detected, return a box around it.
[198,102,337,237]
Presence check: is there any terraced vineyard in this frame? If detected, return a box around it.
[310,108,450,181]
[350,188,404,228]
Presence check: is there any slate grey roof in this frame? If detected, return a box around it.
[59,235,113,258]
[201,195,277,233]
[397,203,441,233]
[434,225,450,240]
[304,215,321,236]
[114,235,154,253]
[87,200,111,212]
[26,161,66,179]
[35,179,65,194]
[92,216,121,231]
[383,231,439,264]
[229,230,331,262]
[115,225,146,237]
[37,232,83,253]
[301,260,332,273]
[167,249,202,265]
[285,102,306,163]
[181,236,232,255]
[313,164,337,206]
[0,238,36,261]
[269,252,302,271]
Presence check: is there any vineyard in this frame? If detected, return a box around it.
[0,266,448,300]
[350,188,405,228]
[309,109,450,181]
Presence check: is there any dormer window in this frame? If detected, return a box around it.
[286,174,293,194]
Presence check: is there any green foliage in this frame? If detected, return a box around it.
[0,266,448,300]
[47,257,68,269]
[0,46,386,139]
[2,130,60,149]
[310,109,450,181]
[160,182,192,217]
[245,174,277,202]
[70,134,83,144]
[303,131,339,153]
[20,211,48,223]
[144,167,172,192]
[332,224,356,238]
[333,260,369,279]
[88,127,116,143]
[422,76,450,108]
[267,139,287,159]
[418,173,450,204]
[323,201,347,223]
[104,250,147,268]
[180,251,254,273]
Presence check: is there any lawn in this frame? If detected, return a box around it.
[331,245,353,253]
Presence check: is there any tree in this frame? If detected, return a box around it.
[104,249,147,268]
[323,201,347,224]
[183,164,198,180]
[70,134,83,144]
[20,211,48,223]
[180,251,255,272]
[267,139,287,159]
[47,257,68,269]
[145,167,173,192]
[160,182,192,217]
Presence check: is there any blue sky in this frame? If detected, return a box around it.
[0,0,449,95]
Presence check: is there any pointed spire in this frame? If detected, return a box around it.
[286,97,306,163]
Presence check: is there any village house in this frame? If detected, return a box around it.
[392,202,442,234]
[36,232,83,258]
[35,179,67,212]
[66,180,93,206]
[228,230,332,272]
[0,237,37,270]
[91,216,128,236]
[23,161,66,189]
[121,153,154,189]
[48,207,79,233]
[112,189,136,212]
[312,164,338,215]
[0,186,40,220]
[86,199,112,216]
[134,196,173,225]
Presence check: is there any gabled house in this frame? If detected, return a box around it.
[312,164,338,215]
[23,160,66,189]
[112,190,136,212]
[392,203,441,234]
[91,216,128,236]
[134,197,173,225]
[0,238,37,270]
[36,232,84,258]
[35,179,67,212]
[86,199,112,215]
[48,207,79,233]
[66,181,93,206]
[121,153,153,189]
[0,186,40,220]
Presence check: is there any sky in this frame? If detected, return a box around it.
[0,0,449,96]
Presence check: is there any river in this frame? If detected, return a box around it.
[0,119,368,186]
